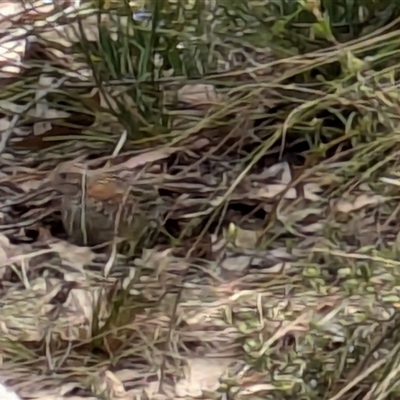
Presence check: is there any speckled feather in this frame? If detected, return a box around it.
[51,167,149,246]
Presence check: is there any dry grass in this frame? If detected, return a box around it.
[1,1,400,399]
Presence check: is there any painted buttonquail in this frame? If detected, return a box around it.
[50,166,151,247]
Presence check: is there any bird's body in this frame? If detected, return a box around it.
[51,166,150,246]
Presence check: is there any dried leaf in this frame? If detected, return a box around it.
[257,184,297,199]
[178,84,223,105]
[0,37,25,74]
[232,226,260,249]
[49,241,95,269]
[255,161,291,181]
[175,358,233,397]
[0,234,27,272]
[17,179,43,192]
[221,255,251,272]
[335,194,384,213]
[239,383,276,395]
[0,383,21,400]
[303,183,323,201]
[117,148,176,171]
[55,284,111,341]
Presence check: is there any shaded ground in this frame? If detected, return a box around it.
[1,1,400,400]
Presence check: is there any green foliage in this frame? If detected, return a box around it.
[5,1,400,399]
